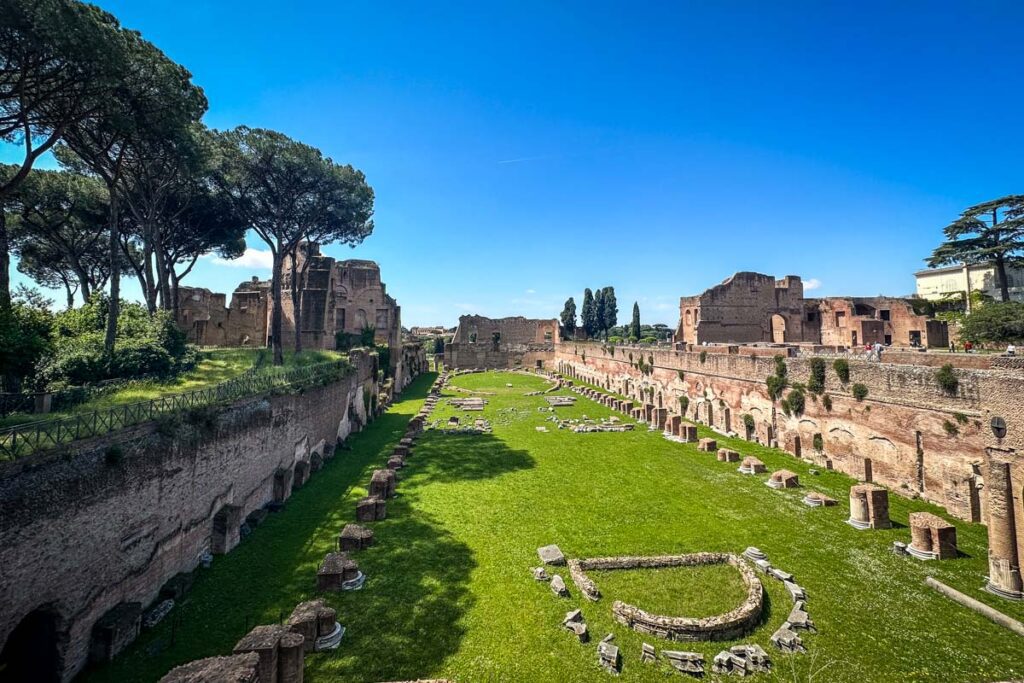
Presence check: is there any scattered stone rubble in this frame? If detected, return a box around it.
[712,644,771,676]
[663,649,705,677]
[551,575,569,597]
[561,609,589,642]
[538,544,566,565]
[598,639,621,674]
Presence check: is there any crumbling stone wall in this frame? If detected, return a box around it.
[445,315,558,369]
[0,351,396,682]
[175,244,403,367]
[556,341,1023,525]
[675,272,947,348]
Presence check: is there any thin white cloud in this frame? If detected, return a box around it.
[804,278,822,291]
[497,155,549,165]
[454,303,480,312]
[525,288,536,294]
[209,248,274,270]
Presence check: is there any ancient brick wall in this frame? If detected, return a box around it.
[556,341,1024,525]
[0,351,401,682]
[445,315,558,369]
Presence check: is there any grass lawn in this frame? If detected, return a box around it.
[0,348,342,429]
[87,370,1023,682]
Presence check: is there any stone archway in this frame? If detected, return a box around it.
[0,607,65,682]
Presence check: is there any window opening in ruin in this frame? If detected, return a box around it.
[884,334,892,345]
[915,431,925,492]
[793,436,801,457]
[835,311,846,327]
[880,310,891,321]
[851,331,858,346]
[0,608,64,682]
[909,331,921,346]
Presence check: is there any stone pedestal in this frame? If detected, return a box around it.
[369,469,396,498]
[767,470,799,489]
[679,425,698,442]
[287,600,338,653]
[339,523,374,551]
[667,415,681,435]
[907,512,957,560]
[847,483,891,530]
[717,448,740,463]
[356,496,386,522]
[653,408,668,430]
[317,552,362,591]
[698,438,717,452]
[738,457,766,474]
[234,625,295,683]
[984,453,1024,599]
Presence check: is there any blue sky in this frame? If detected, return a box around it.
[6,1,1024,327]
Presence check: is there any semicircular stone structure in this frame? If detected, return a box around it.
[567,553,764,642]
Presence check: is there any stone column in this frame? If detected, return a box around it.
[984,449,1023,599]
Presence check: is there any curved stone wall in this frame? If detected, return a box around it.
[568,553,763,642]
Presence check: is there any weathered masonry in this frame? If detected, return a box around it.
[676,272,948,348]
[444,314,559,369]
[555,342,1024,599]
[0,349,422,682]
[177,243,402,354]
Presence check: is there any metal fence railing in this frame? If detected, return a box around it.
[0,360,350,461]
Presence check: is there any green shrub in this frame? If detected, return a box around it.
[943,420,959,437]
[935,364,959,396]
[812,433,824,451]
[852,383,868,401]
[766,374,787,400]
[786,388,806,415]
[780,397,791,415]
[953,412,968,425]
[679,396,689,414]
[774,355,787,378]
[699,351,707,364]
[742,413,754,430]
[822,394,833,411]
[677,370,685,381]
[808,357,826,394]
[336,331,357,351]
[833,358,850,383]
[640,336,657,344]
[608,335,624,344]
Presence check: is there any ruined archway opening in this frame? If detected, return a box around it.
[0,608,64,683]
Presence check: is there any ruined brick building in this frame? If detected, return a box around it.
[676,272,948,348]
[177,243,401,352]
[444,315,559,369]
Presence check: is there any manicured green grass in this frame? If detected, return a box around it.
[590,564,749,619]
[88,371,1023,682]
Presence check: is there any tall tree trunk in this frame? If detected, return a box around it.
[104,190,120,355]
[141,233,157,314]
[290,249,302,354]
[64,282,75,309]
[0,211,9,309]
[270,248,284,366]
[155,230,171,310]
[995,256,1011,302]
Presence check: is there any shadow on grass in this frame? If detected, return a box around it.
[404,431,536,484]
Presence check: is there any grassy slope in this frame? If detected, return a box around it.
[90,371,1022,682]
[0,348,342,428]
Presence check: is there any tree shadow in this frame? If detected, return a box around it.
[401,430,536,484]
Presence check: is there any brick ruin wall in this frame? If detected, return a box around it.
[0,350,412,682]
[555,342,1024,526]
[445,315,558,369]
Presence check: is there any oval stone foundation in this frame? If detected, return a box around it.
[568,553,764,642]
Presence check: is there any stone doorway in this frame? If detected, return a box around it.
[770,314,786,344]
[0,607,64,683]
